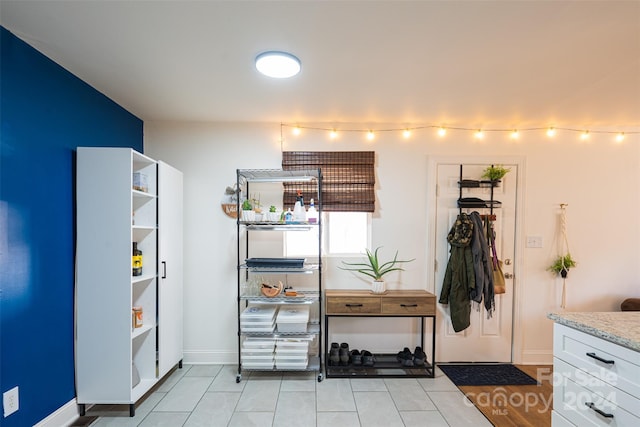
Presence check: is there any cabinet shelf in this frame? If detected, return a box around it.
[240,291,320,304]
[132,274,155,284]
[241,324,320,338]
[132,324,153,340]
[240,264,320,274]
[325,354,435,378]
[242,222,317,230]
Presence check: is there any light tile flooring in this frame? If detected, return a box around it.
[82,364,492,427]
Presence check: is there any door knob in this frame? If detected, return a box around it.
[504,272,514,279]
[504,259,512,265]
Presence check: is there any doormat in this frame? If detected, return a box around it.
[439,364,538,386]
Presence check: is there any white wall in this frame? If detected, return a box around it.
[145,121,640,365]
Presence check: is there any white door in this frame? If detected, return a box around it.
[433,162,518,362]
[157,161,184,377]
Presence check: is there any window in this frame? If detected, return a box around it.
[284,212,370,257]
[281,151,375,257]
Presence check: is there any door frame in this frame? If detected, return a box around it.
[426,155,526,364]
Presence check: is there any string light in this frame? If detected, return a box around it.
[280,123,638,141]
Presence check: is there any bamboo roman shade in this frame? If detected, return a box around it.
[282,151,376,212]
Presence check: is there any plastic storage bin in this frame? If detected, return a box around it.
[240,305,278,333]
[276,305,310,333]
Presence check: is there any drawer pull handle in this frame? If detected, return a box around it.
[586,352,615,365]
[585,402,614,418]
[400,304,418,307]
[345,303,363,307]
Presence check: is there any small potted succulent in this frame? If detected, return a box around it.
[267,205,279,222]
[340,246,414,294]
[241,198,255,222]
[548,254,577,278]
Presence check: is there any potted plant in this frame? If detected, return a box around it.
[340,246,414,294]
[548,254,577,278]
[267,205,279,222]
[241,198,254,222]
[481,165,510,186]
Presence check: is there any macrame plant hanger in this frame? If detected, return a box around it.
[559,204,571,309]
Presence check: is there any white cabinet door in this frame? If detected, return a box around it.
[157,161,184,377]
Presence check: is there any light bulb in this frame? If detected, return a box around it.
[438,127,447,137]
[366,131,375,141]
[510,130,519,139]
[330,130,338,139]
[616,132,625,142]
[580,131,589,140]
[475,130,484,139]
[292,127,301,136]
[547,128,556,137]
[403,129,411,138]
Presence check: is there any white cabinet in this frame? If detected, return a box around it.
[552,323,640,426]
[76,148,183,416]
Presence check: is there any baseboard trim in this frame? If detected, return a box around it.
[183,350,235,365]
[34,398,79,427]
[520,350,553,365]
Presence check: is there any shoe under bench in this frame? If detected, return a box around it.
[324,289,436,379]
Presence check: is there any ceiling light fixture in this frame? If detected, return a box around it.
[255,51,301,78]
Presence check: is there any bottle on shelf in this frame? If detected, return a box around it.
[132,242,143,276]
[307,198,318,224]
[293,190,306,221]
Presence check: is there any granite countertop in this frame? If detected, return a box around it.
[548,311,640,352]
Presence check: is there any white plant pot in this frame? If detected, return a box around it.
[371,280,386,294]
[241,210,255,222]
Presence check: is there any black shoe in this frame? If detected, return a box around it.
[397,347,414,367]
[413,346,427,366]
[362,350,375,367]
[329,342,340,366]
[350,349,362,365]
[339,343,350,365]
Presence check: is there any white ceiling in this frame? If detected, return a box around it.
[1,0,639,130]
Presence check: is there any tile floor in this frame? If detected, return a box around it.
[81,364,492,427]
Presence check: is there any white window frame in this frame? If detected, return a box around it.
[284,212,371,257]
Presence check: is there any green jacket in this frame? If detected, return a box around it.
[439,213,475,333]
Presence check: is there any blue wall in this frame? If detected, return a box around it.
[0,26,143,426]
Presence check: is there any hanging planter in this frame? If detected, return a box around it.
[548,254,577,278]
[550,204,576,309]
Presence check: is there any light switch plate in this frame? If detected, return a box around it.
[526,236,543,248]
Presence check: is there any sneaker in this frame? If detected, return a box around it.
[362,350,375,367]
[350,349,362,365]
[397,347,414,367]
[339,343,350,366]
[329,342,340,366]
[413,346,427,366]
